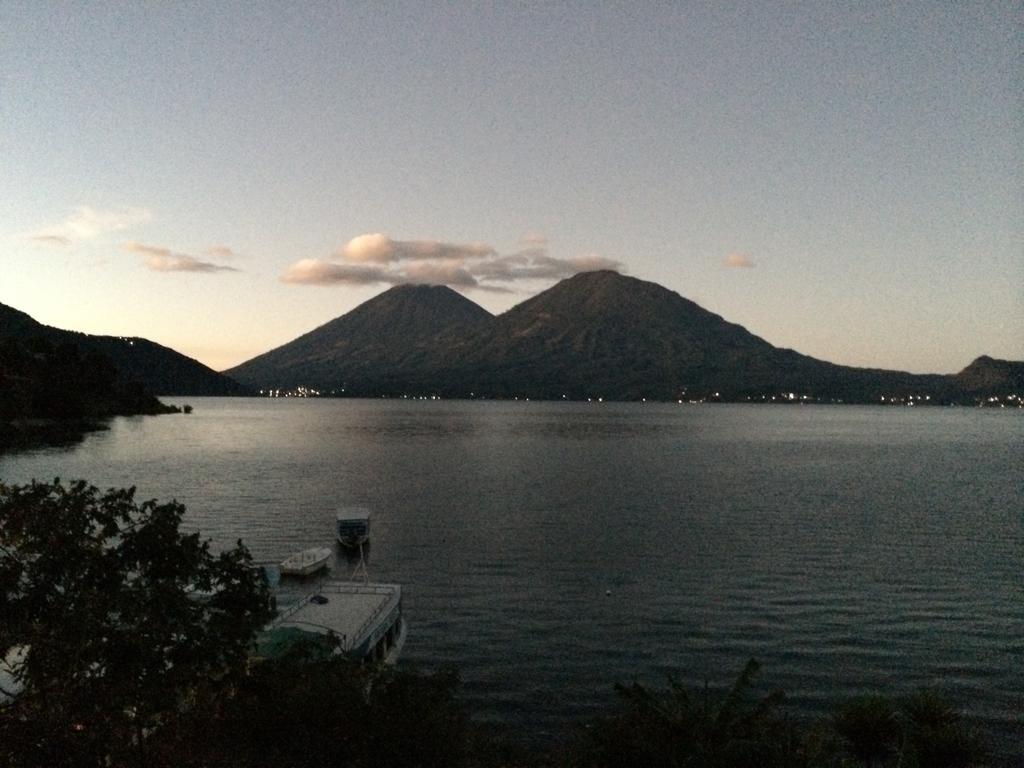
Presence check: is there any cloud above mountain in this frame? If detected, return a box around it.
[124,241,239,273]
[32,206,152,243]
[30,234,72,247]
[280,260,395,285]
[724,252,755,268]
[342,233,496,264]
[282,233,623,290]
[204,245,238,260]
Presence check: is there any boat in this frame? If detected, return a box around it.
[279,546,332,577]
[336,507,371,548]
[258,580,406,664]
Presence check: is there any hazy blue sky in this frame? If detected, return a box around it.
[2,2,1020,372]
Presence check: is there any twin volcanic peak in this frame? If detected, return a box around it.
[225,271,1022,403]
[225,271,745,394]
[1,274,1019,406]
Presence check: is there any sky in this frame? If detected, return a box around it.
[1,2,1021,373]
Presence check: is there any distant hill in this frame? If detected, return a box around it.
[227,271,1019,404]
[0,302,247,396]
[951,355,1024,395]
[0,335,171,422]
[0,307,173,448]
[0,303,40,337]
[82,335,248,396]
[226,284,492,391]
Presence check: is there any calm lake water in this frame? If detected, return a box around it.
[2,399,1022,759]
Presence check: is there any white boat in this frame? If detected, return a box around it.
[279,546,332,577]
[336,507,371,548]
[259,580,406,664]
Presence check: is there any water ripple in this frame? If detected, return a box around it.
[2,400,1021,761]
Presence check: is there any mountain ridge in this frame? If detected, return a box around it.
[0,303,247,396]
[952,355,1024,395]
[226,271,1021,404]
[1,304,182,448]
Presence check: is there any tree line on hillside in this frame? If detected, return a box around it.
[0,480,998,768]
[0,338,178,449]
[0,301,247,400]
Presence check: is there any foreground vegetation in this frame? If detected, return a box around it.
[0,481,999,767]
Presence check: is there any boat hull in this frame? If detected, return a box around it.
[280,561,328,577]
[279,546,332,577]
[336,507,371,549]
[383,616,407,666]
[336,533,369,549]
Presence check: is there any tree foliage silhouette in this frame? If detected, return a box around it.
[0,479,273,767]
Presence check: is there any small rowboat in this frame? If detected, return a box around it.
[280,546,332,577]
[336,507,371,548]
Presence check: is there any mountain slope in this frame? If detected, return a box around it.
[226,284,493,390]
[0,305,181,447]
[952,356,1024,395]
[0,302,247,396]
[442,270,780,398]
[83,335,247,396]
[226,271,1017,403]
[0,303,41,337]
[434,271,953,400]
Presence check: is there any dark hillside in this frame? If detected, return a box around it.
[433,272,954,402]
[225,272,1020,404]
[952,355,1024,395]
[0,302,247,396]
[226,284,493,391]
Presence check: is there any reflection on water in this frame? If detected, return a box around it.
[1,400,1021,760]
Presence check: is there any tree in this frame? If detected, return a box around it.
[568,659,805,768]
[830,691,988,768]
[898,690,987,768]
[0,479,274,767]
[150,648,471,768]
[831,695,901,768]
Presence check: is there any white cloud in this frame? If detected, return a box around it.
[145,254,239,273]
[468,252,621,282]
[33,206,152,243]
[30,234,71,247]
[724,252,755,268]
[281,259,395,285]
[205,245,237,260]
[341,233,396,263]
[124,241,173,259]
[519,231,548,248]
[342,233,496,264]
[282,232,624,291]
[124,241,239,274]
[403,261,479,287]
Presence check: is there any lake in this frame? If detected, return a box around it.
[2,399,1021,759]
